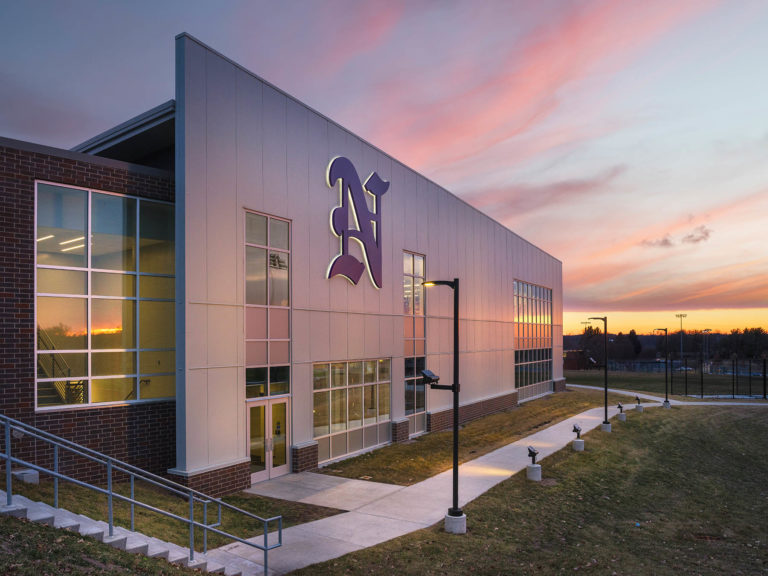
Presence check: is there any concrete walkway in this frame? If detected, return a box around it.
[215,399,658,575]
[569,383,768,406]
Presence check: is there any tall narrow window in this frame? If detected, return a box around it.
[403,252,426,435]
[35,183,175,408]
[245,212,291,398]
[514,281,553,402]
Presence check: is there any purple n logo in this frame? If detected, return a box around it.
[326,157,389,289]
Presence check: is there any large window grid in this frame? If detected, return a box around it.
[403,252,426,435]
[245,212,291,398]
[35,182,175,409]
[312,359,392,463]
[514,281,553,394]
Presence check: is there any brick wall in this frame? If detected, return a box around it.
[554,378,566,393]
[170,462,251,498]
[427,390,519,433]
[0,139,175,479]
[291,442,318,473]
[391,418,410,443]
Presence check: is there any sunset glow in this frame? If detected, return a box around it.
[2,1,766,333]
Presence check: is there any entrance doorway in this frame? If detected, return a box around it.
[248,399,290,483]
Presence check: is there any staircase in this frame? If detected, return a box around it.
[1,489,266,574]
[0,413,281,575]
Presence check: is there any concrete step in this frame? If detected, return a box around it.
[204,549,264,576]
[0,503,27,518]
[25,501,55,526]
[74,514,108,541]
[202,559,227,574]
[145,540,171,559]
[29,501,81,531]
[0,490,263,576]
[102,533,128,550]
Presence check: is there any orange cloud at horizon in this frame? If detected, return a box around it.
[563,308,768,336]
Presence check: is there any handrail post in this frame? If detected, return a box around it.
[107,458,113,537]
[53,445,59,509]
[203,500,208,554]
[130,475,135,532]
[263,519,269,575]
[5,422,11,506]
[188,491,195,562]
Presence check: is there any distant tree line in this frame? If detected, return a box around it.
[572,327,768,362]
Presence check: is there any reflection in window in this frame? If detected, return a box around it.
[246,247,267,305]
[403,252,426,431]
[269,252,289,306]
[92,299,135,349]
[35,183,175,408]
[513,281,554,391]
[139,201,174,274]
[36,184,87,268]
[92,193,136,271]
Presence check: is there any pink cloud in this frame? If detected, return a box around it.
[464,164,626,220]
[359,0,720,174]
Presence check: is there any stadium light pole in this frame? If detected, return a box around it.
[421,278,465,533]
[702,328,711,363]
[655,328,670,408]
[675,313,687,361]
[588,316,610,429]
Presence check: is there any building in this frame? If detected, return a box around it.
[0,34,563,496]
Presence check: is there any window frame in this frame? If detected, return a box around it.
[513,280,553,389]
[312,358,392,464]
[244,210,291,399]
[34,180,176,411]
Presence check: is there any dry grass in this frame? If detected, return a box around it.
[294,405,768,575]
[9,478,343,551]
[319,388,626,485]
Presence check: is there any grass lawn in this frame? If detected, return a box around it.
[565,369,768,399]
[0,513,202,575]
[319,387,627,486]
[9,478,343,552]
[293,405,768,575]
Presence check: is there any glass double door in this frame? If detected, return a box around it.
[248,399,289,483]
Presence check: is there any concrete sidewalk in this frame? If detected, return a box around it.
[216,400,658,575]
[568,383,768,406]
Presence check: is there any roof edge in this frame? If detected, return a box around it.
[72,100,175,155]
[0,136,172,179]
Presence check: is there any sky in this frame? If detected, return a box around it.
[1,0,766,335]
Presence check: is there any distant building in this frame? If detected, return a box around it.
[0,34,563,495]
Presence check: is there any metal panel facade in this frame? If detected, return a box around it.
[174,34,563,476]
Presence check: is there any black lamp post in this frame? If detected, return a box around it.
[588,316,609,427]
[421,278,464,527]
[655,328,670,408]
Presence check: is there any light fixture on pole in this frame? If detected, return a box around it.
[702,328,711,362]
[588,316,610,432]
[421,278,465,534]
[675,313,687,361]
[654,328,670,408]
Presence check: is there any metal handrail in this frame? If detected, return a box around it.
[36,330,87,404]
[0,413,281,571]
